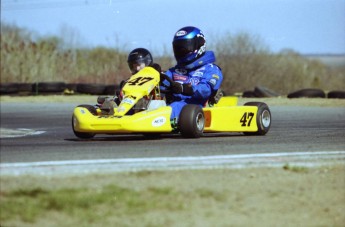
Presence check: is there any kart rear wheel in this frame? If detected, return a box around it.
[243,102,271,136]
[179,104,204,138]
[72,116,95,139]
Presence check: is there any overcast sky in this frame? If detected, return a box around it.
[1,0,345,55]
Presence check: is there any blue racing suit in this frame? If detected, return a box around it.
[162,51,223,120]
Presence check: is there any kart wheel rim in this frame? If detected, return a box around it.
[196,112,205,131]
[261,110,271,128]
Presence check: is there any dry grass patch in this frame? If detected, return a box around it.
[1,165,344,227]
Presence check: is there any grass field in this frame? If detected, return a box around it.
[1,165,344,227]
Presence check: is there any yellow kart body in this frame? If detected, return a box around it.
[72,67,271,138]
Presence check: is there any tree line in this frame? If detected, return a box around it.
[1,22,344,95]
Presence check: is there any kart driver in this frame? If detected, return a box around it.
[122,47,164,86]
[121,47,158,88]
[116,48,161,101]
[98,48,159,110]
[161,26,223,126]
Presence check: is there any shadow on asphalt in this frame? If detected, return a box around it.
[64,132,245,142]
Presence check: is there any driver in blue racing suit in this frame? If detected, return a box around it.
[161,26,223,125]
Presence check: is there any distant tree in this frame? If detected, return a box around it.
[1,23,343,92]
[213,32,270,94]
[0,22,32,43]
[212,32,344,94]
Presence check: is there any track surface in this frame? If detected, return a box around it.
[1,102,344,164]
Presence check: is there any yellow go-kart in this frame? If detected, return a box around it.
[72,67,271,139]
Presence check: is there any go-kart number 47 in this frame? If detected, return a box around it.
[71,66,271,139]
[127,77,154,86]
[240,112,254,127]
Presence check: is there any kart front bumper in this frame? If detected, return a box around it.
[73,106,173,134]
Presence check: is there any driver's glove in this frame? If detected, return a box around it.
[171,81,194,96]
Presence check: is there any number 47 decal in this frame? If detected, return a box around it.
[127,77,154,86]
[240,112,254,126]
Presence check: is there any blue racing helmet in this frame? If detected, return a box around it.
[172,26,206,65]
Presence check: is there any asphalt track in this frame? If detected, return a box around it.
[0,102,344,173]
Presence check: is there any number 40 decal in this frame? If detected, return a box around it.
[240,112,254,126]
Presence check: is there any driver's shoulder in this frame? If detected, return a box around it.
[194,63,222,76]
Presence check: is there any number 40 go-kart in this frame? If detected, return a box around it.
[72,67,271,139]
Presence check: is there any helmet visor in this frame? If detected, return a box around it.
[128,61,146,74]
[173,39,195,59]
[128,54,152,74]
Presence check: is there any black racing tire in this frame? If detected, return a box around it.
[72,116,95,139]
[327,90,345,99]
[242,90,256,98]
[33,82,66,93]
[178,104,205,138]
[104,85,118,95]
[254,86,280,97]
[287,88,326,98]
[243,102,271,136]
[0,83,19,94]
[76,83,106,95]
[17,83,33,93]
[0,83,33,95]
[65,83,79,92]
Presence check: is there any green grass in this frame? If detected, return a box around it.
[0,183,226,225]
[1,184,184,224]
[283,163,309,173]
[1,166,344,226]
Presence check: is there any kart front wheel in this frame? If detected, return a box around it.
[179,104,205,138]
[72,115,95,139]
[243,102,271,136]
